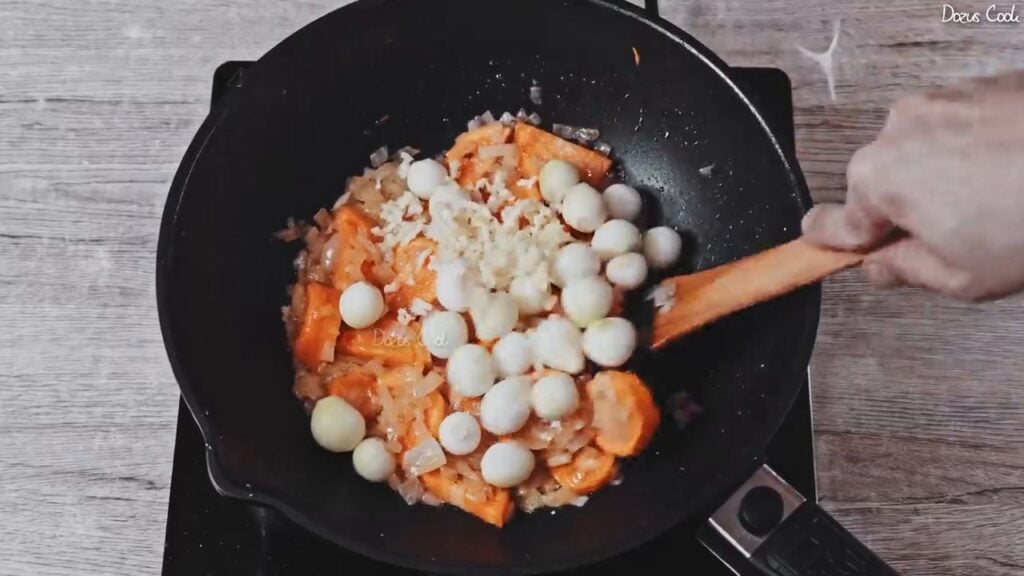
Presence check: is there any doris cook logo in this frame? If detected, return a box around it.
[371,329,448,347]
[942,3,1020,22]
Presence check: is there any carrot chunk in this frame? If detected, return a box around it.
[327,372,380,419]
[293,283,342,368]
[550,446,618,494]
[331,205,381,292]
[586,370,660,457]
[446,123,513,164]
[386,237,437,309]
[514,122,612,187]
[421,471,515,528]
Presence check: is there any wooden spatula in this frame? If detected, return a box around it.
[650,237,865,349]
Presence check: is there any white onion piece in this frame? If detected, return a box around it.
[531,316,585,374]
[492,332,533,377]
[352,438,396,482]
[420,311,468,359]
[582,317,637,368]
[591,219,642,261]
[606,253,648,290]
[481,441,535,488]
[428,183,471,218]
[402,437,447,476]
[561,276,614,328]
[310,397,366,453]
[508,276,551,316]
[538,160,580,207]
[438,412,482,456]
[412,370,445,398]
[531,372,580,421]
[447,344,496,397]
[469,291,519,341]
[339,282,385,329]
[561,183,607,233]
[603,183,643,221]
[407,159,448,199]
[480,376,533,435]
[435,259,481,313]
[551,242,601,288]
[644,226,683,270]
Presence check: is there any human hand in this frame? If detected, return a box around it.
[802,71,1024,301]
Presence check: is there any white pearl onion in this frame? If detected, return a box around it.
[531,316,585,374]
[469,291,519,341]
[531,372,580,421]
[339,281,385,329]
[538,159,580,207]
[561,182,607,233]
[310,396,366,453]
[428,183,471,218]
[438,412,482,456]
[481,441,536,488]
[591,219,642,261]
[435,258,480,313]
[508,276,551,316]
[352,437,395,482]
[551,242,601,288]
[407,159,448,199]
[447,344,496,397]
[492,332,533,377]
[582,317,637,368]
[561,276,614,328]
[644,226,683,270]
[480,376,533,435]
[420,310,469,359]
[606,253,649,290]
[603,183,643,221]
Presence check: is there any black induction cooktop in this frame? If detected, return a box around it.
[160,62,816,576]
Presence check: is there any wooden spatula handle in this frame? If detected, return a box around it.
[650,237,864,349]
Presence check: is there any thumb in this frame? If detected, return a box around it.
[863,238,974,298]
[801,203,893,251]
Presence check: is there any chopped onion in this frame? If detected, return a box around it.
[402,437,447,476]
[527,112,541,125]
[479,110,496,125]
[594,141,613,156]
[553,124,600,143]
[499,111,515,125]
[699,163,716,177]
[369,146,389,168]
[412,370,444,398]
[647,281,677,313]
[478,143,519,160]
[529,85,543,105]
[396,475,426,505]
[395,146,420,159]
[515,108,529,121]
[546,453,572,467]
[467,118,482,131]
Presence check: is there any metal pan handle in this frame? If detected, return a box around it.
[644,0,660,18]
[704,465,899,575]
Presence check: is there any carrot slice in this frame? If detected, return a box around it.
[586,370,660,457]
[514,122,612,187]
[331,205,381,292]
[550,446,618,494]
[386,237,437,309]
[401,389,447,449]
[421,471,515,528]
[327,372,380,419]
[336,317,432,368]
[293,283,342,368]
[446,123,513,164]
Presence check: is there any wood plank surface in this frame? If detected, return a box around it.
[1,1,1022,574]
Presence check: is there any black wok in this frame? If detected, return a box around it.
[157,1,896,574]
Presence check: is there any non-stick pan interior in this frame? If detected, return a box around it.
[157,0,818,573]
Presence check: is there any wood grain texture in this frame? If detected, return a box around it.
[1,1,1022,575]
